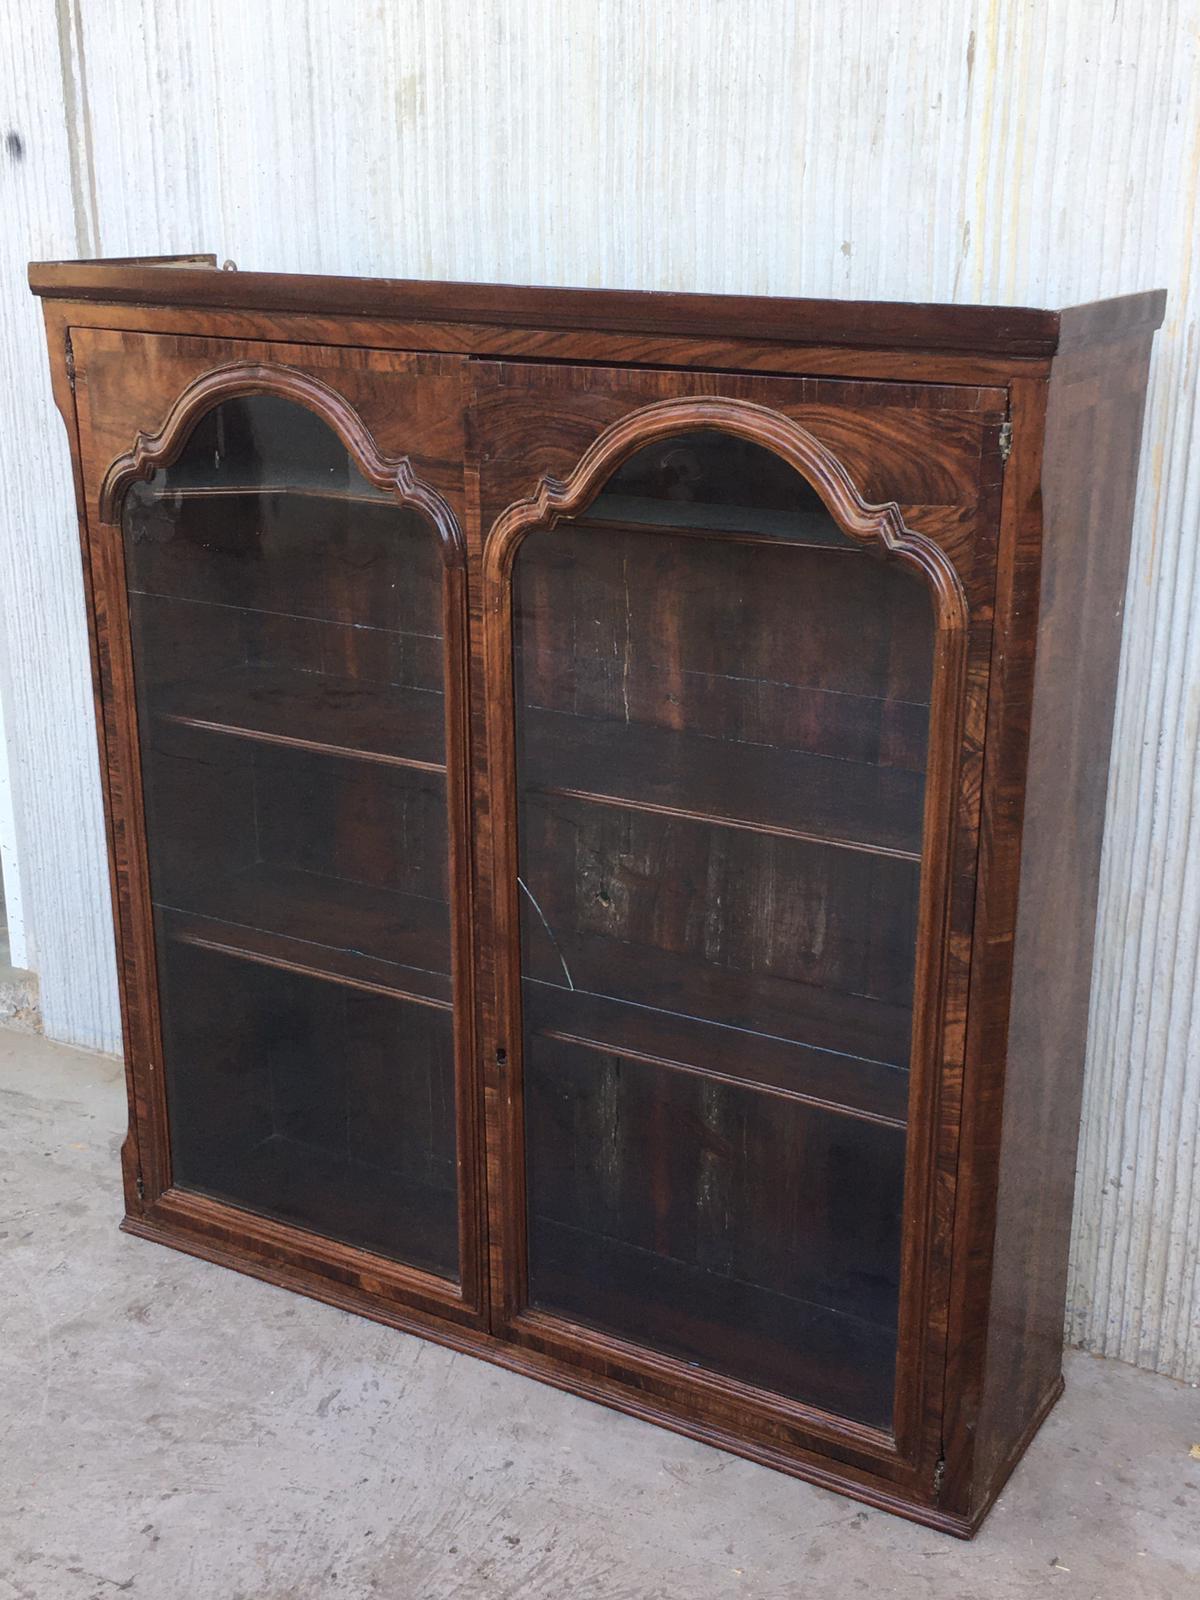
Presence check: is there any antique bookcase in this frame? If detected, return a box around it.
[29,256,1163,1535]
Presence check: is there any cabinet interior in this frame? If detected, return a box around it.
[511,431,933,1429]
[123,395,460,1278]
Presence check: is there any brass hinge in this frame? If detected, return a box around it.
[998,419,1013,464]
[135,1172,145,1202]
[64,330,76,394]
[933,1455,946,1498]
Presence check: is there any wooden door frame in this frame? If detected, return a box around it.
[70,330,488,1329]
[478,384,980,1486]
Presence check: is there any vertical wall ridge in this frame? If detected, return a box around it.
[0,0,120,1050]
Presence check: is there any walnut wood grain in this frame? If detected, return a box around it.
[29,256,1165,361]
[42,296,1057,384]
[946,332,1161,1525]
[97,359,463,566]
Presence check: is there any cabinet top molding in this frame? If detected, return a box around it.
[28,255,1164,359]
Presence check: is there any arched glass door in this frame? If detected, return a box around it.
[121,390,463,1282]
[498,421,948,1432]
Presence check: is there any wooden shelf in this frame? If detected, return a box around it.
[157,867,453,1007]
[520,708,925,859]
[526,1217,897,1429]
[524,981,910,1128]
[580,494,857,549]
[184,1133,459,1280]
[154,663,447,770]
[134,473,397,507]
[522,923,912,1070]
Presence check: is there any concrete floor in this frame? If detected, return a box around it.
[1,1029,1197,1600]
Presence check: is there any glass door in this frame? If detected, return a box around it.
[487,405,971,1442]
[108,374,474,1298]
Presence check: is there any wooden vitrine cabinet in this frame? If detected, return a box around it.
[30,257,1163,1535]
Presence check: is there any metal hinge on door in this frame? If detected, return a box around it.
[998,419,1013,464]
[65,330,76,394]
[932,1455,946,1498]
[135,1172,145,1203]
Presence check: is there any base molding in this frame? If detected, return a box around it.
[122,1211,985,1538]
[969,1373,1066,1526]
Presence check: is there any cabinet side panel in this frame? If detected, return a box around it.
[36,304,142,1208]
[973,334,1157,1508]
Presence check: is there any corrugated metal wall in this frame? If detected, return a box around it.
[1,0,1195,1381]
[0,2,118,1041]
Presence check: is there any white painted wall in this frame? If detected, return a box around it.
[0,671,29,968]
[0,0,1195,1380]
[0,2,118,1041]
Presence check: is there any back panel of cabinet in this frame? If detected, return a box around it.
[512,445,931,1427]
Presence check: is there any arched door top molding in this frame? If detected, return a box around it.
[97,360,464,567]
[484,395,966,632]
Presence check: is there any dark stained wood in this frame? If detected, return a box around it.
[1057,289,1168,352]
[74,328,468,520]
[479,376,988,1500]
[937,373,1051,1517]
[97,358,464,561]
[31,259,1164,1539]
[38,297,150,1223]
[62,322,485,1320]
[516,518,934,769]
[159,937,459,1278]
[520,706,926,857]
[32,257,1065,352]
[43,295,1058,385]
[525,983,911,1127]
[519,907,916,1069]
[157,858,452,996]
[523,1037,906,1427]
[947,331,1161,1525]
[164,907,453,1009]
[527,1217,900,1426]
[151,664,447,771]
[28,257,1165,363]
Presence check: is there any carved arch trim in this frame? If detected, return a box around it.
[97,360,464,567]
[483,395,967,635]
